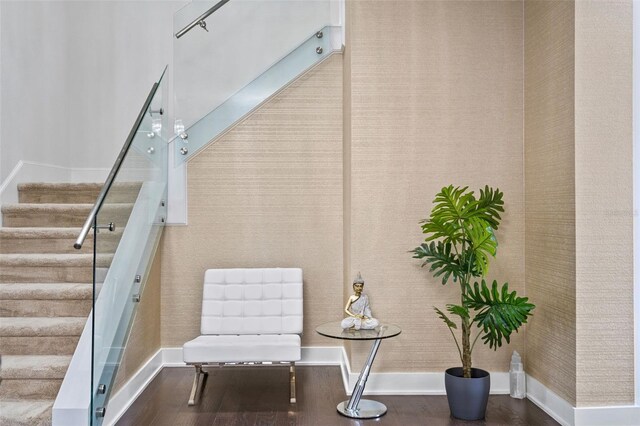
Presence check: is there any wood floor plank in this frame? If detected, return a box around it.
[116,366,559,426]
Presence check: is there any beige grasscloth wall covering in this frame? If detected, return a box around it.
[525,0,633,407]
[524,0,577,405]
[346,0,524,372]
[574,0,633,406]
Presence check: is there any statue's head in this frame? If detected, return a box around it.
[353,272,364,294]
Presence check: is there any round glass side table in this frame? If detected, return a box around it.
[316,321,402,419]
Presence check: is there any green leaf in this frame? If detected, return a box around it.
[410,241,464,284]
[414,185,505,279]
[446,304,469,320]
[420,216,464,245]
[464,280,535,350]
[434,306,457,329]
[430,185,475,225]
[463,217,497,276]
[468,186,505,230]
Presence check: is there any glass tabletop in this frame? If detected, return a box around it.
[315,321,401,340]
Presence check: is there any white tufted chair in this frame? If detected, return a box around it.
[182,268,303,405]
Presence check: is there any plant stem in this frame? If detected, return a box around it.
[459,218,472,379]
[461,316,471,378]
[470,329,483,354]
[448,325,463,365]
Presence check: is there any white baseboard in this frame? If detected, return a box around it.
[526,374,575,426]
[345,370,509,396]
[527,373,640,426]
[102,349,164,426]
[574,405,640,426]
[102,347,640,426]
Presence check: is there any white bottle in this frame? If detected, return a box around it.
[510,351,526,399]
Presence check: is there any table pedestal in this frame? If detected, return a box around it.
[337,400,387,419]
[336,337,387,419]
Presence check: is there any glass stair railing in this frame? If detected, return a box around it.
[172,25,342,165]
[90,69,168,426]
[52,69,168,426]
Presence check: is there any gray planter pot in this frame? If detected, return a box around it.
[444,367,490,420]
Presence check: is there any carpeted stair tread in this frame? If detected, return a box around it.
[0,355,71,379]
[0,227,85,238]
[1,203,133,214]
[0,253,112,267]
[0,400,53,426]
[4,203,105,212]
[0,317,85,337]
[18,182,104,190]
[0,283,92,300]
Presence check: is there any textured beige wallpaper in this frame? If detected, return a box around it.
[112,242,162,394]
[574,0,633,407]
[161,55,344,347]
[524,0,577,405]
[524,0,634,407]
[347,0,524,373]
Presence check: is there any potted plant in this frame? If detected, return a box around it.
[411,185,535,420]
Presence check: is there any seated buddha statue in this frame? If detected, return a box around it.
[340,272,380,330]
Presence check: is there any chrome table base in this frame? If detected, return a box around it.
[337,399,387,419]
[337,336,388,419]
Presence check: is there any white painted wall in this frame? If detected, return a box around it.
[0,0,186,185]
[634,0,640,406]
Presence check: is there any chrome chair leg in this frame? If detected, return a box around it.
[289,362,297,403]
[188,364,208,406]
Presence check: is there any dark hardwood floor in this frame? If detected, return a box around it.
[116,366,559,426]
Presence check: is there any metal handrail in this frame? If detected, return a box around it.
[175,0,231,39]
[74,82,160,250]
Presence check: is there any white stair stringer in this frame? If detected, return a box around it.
[53,181,164,426]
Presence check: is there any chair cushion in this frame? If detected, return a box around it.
[201,268,303,335]
[183,334,301,363]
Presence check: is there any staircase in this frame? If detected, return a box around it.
[0,183,135,426]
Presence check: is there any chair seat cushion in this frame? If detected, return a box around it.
[183,334,301,363]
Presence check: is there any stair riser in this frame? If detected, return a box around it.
[0,238,91,254]
[0,336,80,355]
[2,208,131,228]
[0,401,53,426]
[0,356,71,380]
[0,236,119,254]
[19,188,139,204]
[0,300,91,317]
[0,380,62,399]
[0,266,99,283]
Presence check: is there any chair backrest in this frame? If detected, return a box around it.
[201,268,303,335]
